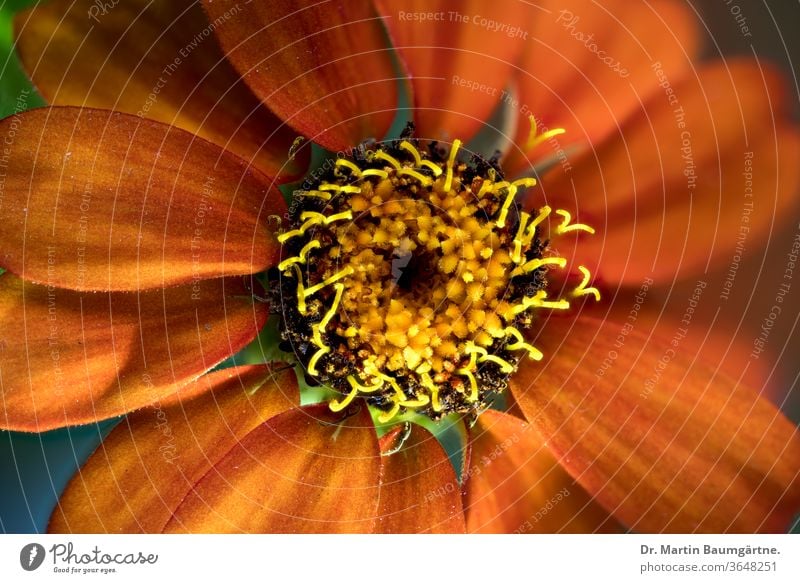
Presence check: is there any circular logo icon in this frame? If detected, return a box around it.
[19,543,46,571]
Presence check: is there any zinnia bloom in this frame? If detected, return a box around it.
[1,0,798,533]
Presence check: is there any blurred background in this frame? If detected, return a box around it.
[1,0,799,533]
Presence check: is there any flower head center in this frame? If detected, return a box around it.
[275,135,594,422]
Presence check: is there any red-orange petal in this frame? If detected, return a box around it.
[0,274,268,432]
[464,409,618,533]
[505,0,699,174]
[202,0,397,152]
[511,313,800,532]
[376,423,465,533]
[373,0,532,143]
[531,59,800,286]
[0,107,285,291]
[164,404,381,533]
[597,288,780,403]
[15,0,306,180]
[49,365,299,533]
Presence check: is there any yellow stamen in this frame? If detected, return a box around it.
[528,290,571,310]
[523,205,552,245]
[300,210,354,226]
[307,284,339,374]
[510,255,567,277]
[504,327,544,360]
[399,140,443,175]
[493,182,518,229]
[335,158,362,176]
[398,140,421,163]
[511,212,531,263]
[319,183,361,194]
[292,264,308,314]
[457,368,479,402]
[400,394,430,408]
[318,283,344,331]
[329,383,358,412]
[572,265,601,302]
[305,282,344,375]
[277,240,321,271]
[277,214,324,243]
[288,136,305,161]
[347,374,384,393]
[525,115,566,151]
[421,373,442,412]
[361,168,389,179]
[476,179,494,200]
[444,139,462,192]
[377,399,402,423]
[512,178,538,191]
[297,190,331,201]
[478,354,514,373]
[303,266,354,298]
[555,209,595,235]
[279,209,352,244]
[307,344,329,377]
[398,167,433,186]
[374,150,402,171]
[464,341,486,369]
[363,361,405,401]
[511,290,570,315]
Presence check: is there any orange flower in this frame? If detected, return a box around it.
[0,0,798,533]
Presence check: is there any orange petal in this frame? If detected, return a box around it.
[202,0,397,152]
[373,0,531,143]
[505,0,699,173]
[15,0,306,180]
[532,59,800,286]
[511,313,800,532]
[49,365,299,533]
[599,288,780,404]
[376,422,465,533]
[0,274,268,432]
[164,404,380,533]
[464,409,618,533]
[0,107,285,291]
